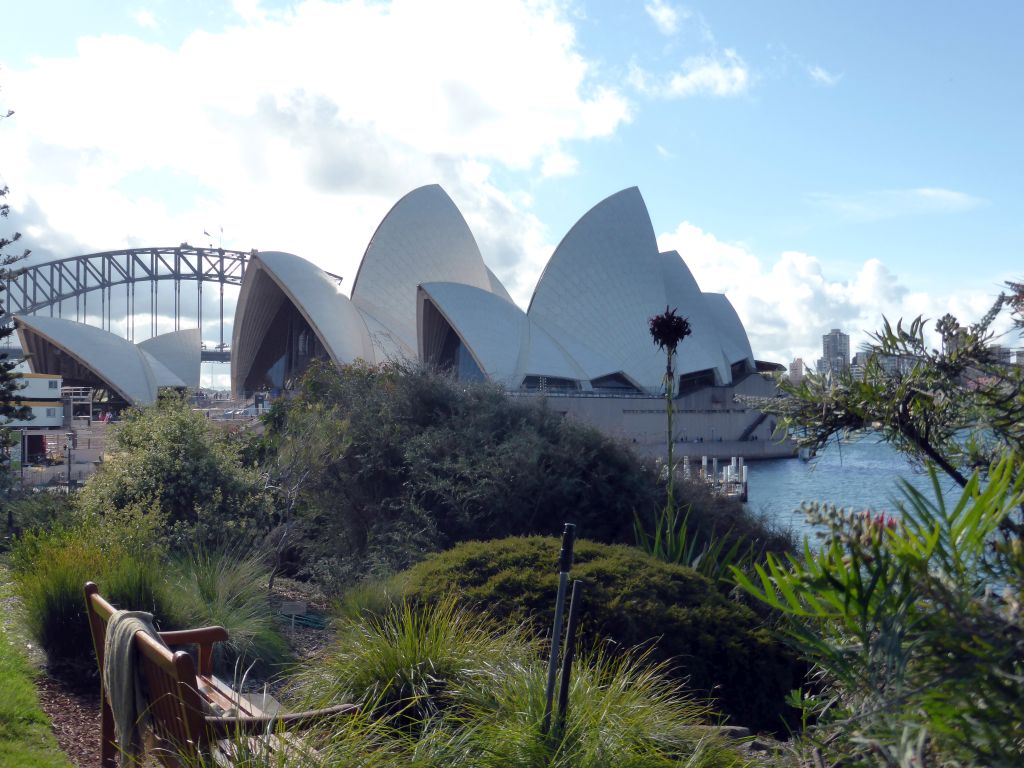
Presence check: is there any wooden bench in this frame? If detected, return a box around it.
[84,582,355,767]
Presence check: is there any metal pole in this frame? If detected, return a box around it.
[65,432,73,493]
[542,523,575,735]
[197,258,203,343]
[219,280,224,350]
[555,579,583,736]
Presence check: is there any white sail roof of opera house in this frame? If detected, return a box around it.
[231,250,379,397]
[527,187,754,392]
[417,282,589,388]
[232,187,523,395]
[230,183,759,398]
[15,315,197,406]
[351,185,504,351]
[136,329,202,390]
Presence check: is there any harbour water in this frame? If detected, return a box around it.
[745,437,961,541]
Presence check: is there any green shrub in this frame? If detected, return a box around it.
[0,492,76,550]
[390,536,803,733]
[250,361,665,585]
[13,521,288,679]
[454,650,750,768]
[293,599,754,768]
[736,455,1024,764]
[77,396,266,545]
[634,503,758,584]
[165,547,288,676]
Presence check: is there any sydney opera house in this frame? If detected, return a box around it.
[15,185,789,456]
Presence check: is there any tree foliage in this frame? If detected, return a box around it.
[250,361,665,586]
[78,396,265,543]
[736,281,1024,763]
[735,455,1024,765]
[746,284,1024,495]
[0,184,32,499]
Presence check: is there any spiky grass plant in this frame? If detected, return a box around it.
[634,504,755,584]
[166,546,289,675]
[286,598,759,768]
[450,650,749,768]
[294,597,536,727]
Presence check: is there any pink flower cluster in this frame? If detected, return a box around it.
[861,509,898,531]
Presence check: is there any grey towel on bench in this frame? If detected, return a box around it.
[103,610,167,761]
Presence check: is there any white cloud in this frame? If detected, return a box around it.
[656,221,1008,365]
[631,49,749,99]
[0,0,629,304]
[655,143,674,158]
[807,64,841,86]
[644,0,681,35]
[809,188,986,221]
[541,150,579,178]
[131,9,159,29]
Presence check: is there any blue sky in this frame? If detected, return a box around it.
[2,0,1021,369]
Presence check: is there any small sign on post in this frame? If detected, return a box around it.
[280,600,307,634]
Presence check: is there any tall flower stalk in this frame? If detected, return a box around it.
[649,306,692,513]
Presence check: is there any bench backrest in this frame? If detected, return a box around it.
[84,582,210,767]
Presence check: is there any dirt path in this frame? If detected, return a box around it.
[34,676,101,768]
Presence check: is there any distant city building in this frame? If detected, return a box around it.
[850,350,872,381]
[878,353,917,376]
[990,344,1013,366]
[817,328,850,375]
[788,358,805,385]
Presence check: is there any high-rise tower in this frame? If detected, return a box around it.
[818,328,850,374]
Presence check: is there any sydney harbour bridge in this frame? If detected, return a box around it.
[1,245,341,364]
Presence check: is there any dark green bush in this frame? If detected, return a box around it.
[252,362,786,587]
[389,536,803,733]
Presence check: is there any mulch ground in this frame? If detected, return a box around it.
[34,674,101,768]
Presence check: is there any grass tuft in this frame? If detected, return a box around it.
[166,546,289,675]
[296,597,535,727]
[12,522,167,671]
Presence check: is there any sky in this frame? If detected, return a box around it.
[1,0,1022,377]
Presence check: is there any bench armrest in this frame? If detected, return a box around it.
[160,627,229,676]
[205,703,359,738]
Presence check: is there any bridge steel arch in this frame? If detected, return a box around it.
[1,245,259,362]
[3,245,343,363]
